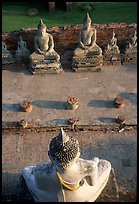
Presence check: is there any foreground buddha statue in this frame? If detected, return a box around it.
[21,128,111,202]
[29,19,63,74]
[15,36,30,60]
[2,41,13,64]
[72,13,103,72]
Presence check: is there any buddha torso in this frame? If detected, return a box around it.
[32,158,100,202]
[18,41,26,50]
[110,37,117,47]
[81,28,94,46]
[35,33,51,52]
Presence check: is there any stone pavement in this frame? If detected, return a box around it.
[2,64,137,128]
[2,63,137,201]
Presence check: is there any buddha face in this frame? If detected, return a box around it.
[39,27,46,35]
[83,21,91,29]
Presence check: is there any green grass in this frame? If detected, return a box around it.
[2,2,137,32]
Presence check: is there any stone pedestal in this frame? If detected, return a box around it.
[30,59,63,75]
[121,48,137,64]
[72,55,103,72]
[103,54,121,65]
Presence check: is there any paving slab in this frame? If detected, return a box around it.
[2,64,137,128]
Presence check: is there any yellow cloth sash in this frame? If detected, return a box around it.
[56,170,81,191]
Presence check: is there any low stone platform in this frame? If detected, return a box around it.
[103,54,121,65]
[72,56,103,72]
[30,63,63,75]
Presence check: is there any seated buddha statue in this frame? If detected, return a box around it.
[124,30,137,54]
[104,31,120,55]
[2,41,13,64]
[15,36,30,60]
[21,128,111,202]
[72,13,103,72]
[29,19,63,74]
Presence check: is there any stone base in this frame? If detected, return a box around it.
[2,59,14,65]
[103,54,121,65]
[121,53,137,65]
[30,61,63,74]
[2,52,13,64]
[72,56,103,72]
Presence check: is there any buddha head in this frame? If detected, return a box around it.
[19,36,23,42]
[83,13,92,29]
[48,128,80,170]
[37,19,46,35]
[112,31,116,38]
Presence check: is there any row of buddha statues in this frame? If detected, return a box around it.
[2,13,137,73]
[2,36,30,64]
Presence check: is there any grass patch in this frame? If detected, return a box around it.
[2,2,137,32]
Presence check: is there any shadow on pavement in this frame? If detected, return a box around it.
[97,117,116,123]
[118,92,137,106]
[32,100,67,110]
[2,103,22,112]
[2,172,34,202]
[88,100,114,108]
[52,118,69,125]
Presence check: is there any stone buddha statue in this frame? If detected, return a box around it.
[72,13,103,72]
[2,41,13,64]
[104,31,120,55]
[29,19,63,74]
[15,36,30,60]
[21,128,111,202]
[124,30,137,54]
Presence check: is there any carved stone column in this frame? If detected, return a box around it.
[66,2,72,11]
[49,2,55,12]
